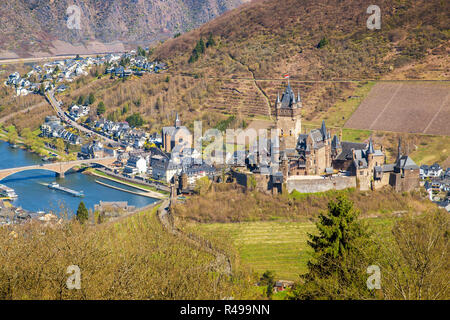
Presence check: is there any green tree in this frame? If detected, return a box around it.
[260,271,275,299]
[76,201,89,224]
[290,195,372,299]
[21,127,34,149]
[77,95,85,105]
[97,101,106,115]
[126,113,144,127]
[6,125,18,144]
[88,93,95,105]
[188,38,206,63]
[206,33,216,48]
[55,138,65,154]
[317,37,329,49]
[197,37,205,54]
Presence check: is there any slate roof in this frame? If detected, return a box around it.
[396,155,419,170]
[278,83,301,109]
[331,135,341,149]
[353,149,368,169]
[297,128,327,151]
[382,164,395,172]
[335,142,367,161]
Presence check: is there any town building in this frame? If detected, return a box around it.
[161,113,193,153]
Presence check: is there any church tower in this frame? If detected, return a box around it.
[275,81,302,149]
[175,112,181,128]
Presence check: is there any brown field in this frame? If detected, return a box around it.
[345,82,450,136]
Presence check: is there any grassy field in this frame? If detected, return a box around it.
[195,217,395,281]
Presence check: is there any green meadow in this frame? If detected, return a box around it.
[195,217,395,281]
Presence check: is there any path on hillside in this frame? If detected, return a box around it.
[157,199,232,276]
[227,54,273,120]
[0,101,48,124]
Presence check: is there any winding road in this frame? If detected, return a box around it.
[45,90,117,144]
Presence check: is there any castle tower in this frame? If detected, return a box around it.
[275,81,302,149]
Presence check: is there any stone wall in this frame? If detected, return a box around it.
[287,176,356,193]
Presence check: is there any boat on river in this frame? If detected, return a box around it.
[48,182,84,197]
[0,184,18,199]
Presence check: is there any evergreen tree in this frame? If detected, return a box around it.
[206,33,216,48]
[88,93,95,105]
[126,113,144,127]
[291,195,372,299]
[76,201,89,224]
[197,37,205,54]
[317,37,329,48]
[97,101,106,115]
[260,271,275,299]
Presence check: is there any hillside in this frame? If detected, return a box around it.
[47,0,449,127]
[0,206,258,299]
[0,0,244,58]
[2,0,449,165]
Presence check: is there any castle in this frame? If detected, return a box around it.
[273,82,419,192]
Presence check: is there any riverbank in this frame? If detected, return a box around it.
[0,140,158,214]
[85,169,168,199]
[0,129,63,159]
[94,179,165,199]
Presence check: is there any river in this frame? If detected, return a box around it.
[0,141,157,216]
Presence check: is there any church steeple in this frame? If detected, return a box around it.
[175,112,181,128]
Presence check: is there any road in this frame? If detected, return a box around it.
[45,90,117,145]
[0,52,125,65]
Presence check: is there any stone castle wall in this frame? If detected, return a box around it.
[287,176,356,193]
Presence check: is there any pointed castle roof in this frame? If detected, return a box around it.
[278,81,301,109]
[367,137,375,154]
[320,120,327,141]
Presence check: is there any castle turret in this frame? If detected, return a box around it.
[320,120,327,141]
[367,137,375,154]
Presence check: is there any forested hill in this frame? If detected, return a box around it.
[154,0,449,81]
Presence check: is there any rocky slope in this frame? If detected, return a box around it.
[0,0,244,58]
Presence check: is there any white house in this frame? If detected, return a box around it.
[420,163,442,178]
[126,155,147,174]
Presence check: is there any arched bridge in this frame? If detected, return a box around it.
[0,157,117,181]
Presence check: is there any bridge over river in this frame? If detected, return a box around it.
[0,157,116,181]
